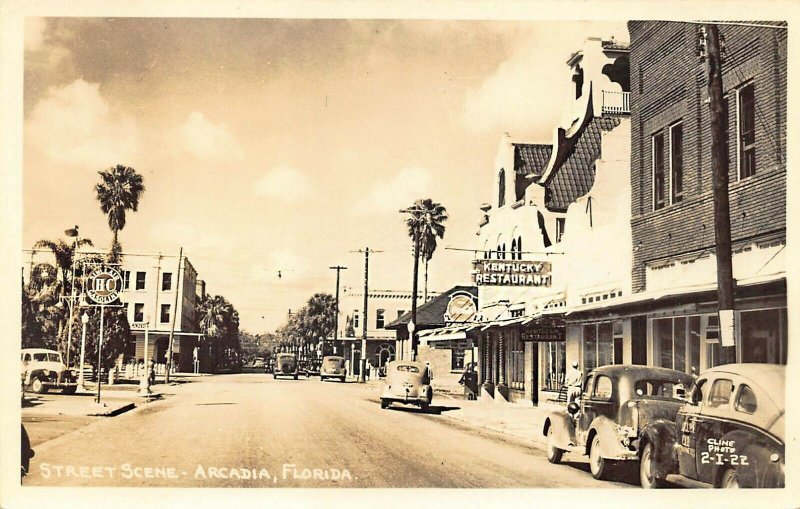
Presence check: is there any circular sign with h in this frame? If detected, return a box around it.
[86,267,123,305]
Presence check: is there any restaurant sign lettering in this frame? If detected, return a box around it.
[471,260,551,287]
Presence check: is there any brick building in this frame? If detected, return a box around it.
[569,21,787,372]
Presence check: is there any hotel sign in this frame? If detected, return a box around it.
[471,260,552,287]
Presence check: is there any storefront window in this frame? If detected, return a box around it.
[583,321,618,371]
[507,331,525,390]
[705,314,720,369]
[740,308,787,364]
[584,324,597,371]
[543,342,566,391]
[653,315,701,374]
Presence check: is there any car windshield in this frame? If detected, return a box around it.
[323,358,343,367]
[33,353,49,361]
[395,365,419,373]
[634,379,687,399]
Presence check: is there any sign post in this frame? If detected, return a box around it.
[85,265,123,405]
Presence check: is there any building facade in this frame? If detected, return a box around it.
[567,21,788,374]
[469,36,632,405]
[337,287,435,377]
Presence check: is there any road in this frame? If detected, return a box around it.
[22,374,636,488]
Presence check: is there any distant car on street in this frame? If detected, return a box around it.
[640,363,785,489]
[21,348,78,395]
[380,360,433,411]
[320,356,346,382]
[542,364,694,482]
[274,353,299,380]
[253,358,265,369]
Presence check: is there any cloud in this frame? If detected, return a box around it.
[26,79,138,170]
[462,23,629,139]
[25,18,47,52]
[178,112,244,162]
[254,164,312,203]
[352,166,434,214]
[149,219,234,257]
[25,18,74,69]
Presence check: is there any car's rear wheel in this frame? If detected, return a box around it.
[273,374,277,380]
[589,435,610,480]
[639,442,666,488]
[31,378,46,394]
[718,468,740,488]
[546,426,564,464]
[381,399,390,409]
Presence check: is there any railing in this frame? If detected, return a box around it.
[601,90,630,115]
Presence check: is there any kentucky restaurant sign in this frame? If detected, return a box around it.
[471,260,552,287]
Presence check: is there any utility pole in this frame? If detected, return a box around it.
[702,24,736,365]
[400,207,423,360]
[165,247,183,383]
[329,265,347,355]
[351,248,382,382]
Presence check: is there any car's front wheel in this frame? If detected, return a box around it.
[718,467,740,488]
[31,377,47,394]
[589,435,610,480]
[546,426,564,464]
[639,442,666,488]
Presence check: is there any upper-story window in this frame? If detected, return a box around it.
[134,303,145,322]
[122,270,131,290]
[737,83,756,179]
[510,239,517,260]
[555,218,566,243]
[160,304,171,324]
[376,309,385,329]
[353,311,359,329]
[135,271,146,290]
[652,132,666,210]
[670,123,683,204]
[498,169,506,207]
[162,272,172,291]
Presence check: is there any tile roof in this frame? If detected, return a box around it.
[544,115,621,212]
[514,144,552,179]
[385,285,478,330]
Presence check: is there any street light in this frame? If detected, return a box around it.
[64,225,79,368]
[78,311,89,389]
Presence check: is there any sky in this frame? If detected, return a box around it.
[22,17,628,333]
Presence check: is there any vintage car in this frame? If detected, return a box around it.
[380,360,433,411]
[320,356,347,382]
[21,348,78,395]
[21,424,34,478]
[640,363,784,489]
[543,364,694,481]
[273,353,299,380]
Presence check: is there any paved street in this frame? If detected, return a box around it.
[23,374,636,488]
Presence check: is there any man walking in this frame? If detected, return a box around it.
[564,360,583,404]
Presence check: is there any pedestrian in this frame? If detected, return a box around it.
[344,358,350,379]
[564,360,583,404]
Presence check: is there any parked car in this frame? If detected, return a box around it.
[380,360,433,411]
[639,363,785,489]
[21,424,34,477]
[320,356,347,382]
[543,364,694,481]
[253,357,265,369]
[273,353,299,380]
[21,348,78,395]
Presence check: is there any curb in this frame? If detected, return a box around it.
[87,401,136,417]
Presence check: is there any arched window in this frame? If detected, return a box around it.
[517,236,523,259]
[511,239,517,260]
[498,169,506,207]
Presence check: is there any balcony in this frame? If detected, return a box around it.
[601,90,630,115]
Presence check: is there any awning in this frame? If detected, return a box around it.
[566,272,786,317]
[418,323,482,342]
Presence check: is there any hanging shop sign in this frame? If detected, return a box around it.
[471,260,552,287]
[521,326,565,342]
[444,292,478,322]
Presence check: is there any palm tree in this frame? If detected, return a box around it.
[405,199,448,301]
[94,164,145,252]
[403,198,448,359]
[33,238,94,296]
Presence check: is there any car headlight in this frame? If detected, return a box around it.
[43,369,50,376]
